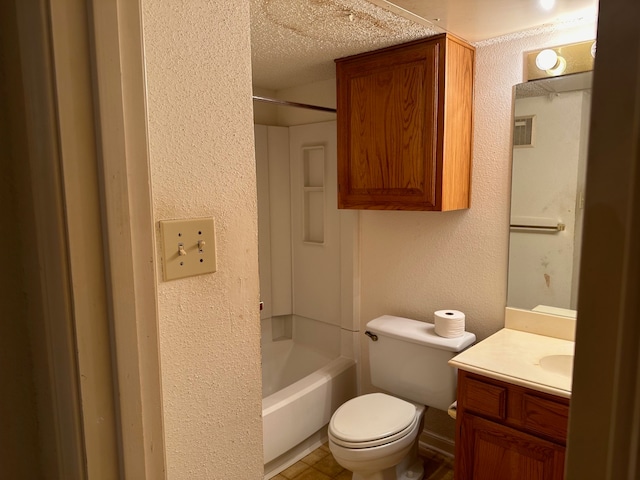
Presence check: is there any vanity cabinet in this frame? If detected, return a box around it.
[455,370,570,480]
[335,34,474,211]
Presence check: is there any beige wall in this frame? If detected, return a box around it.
[142,1,263,478]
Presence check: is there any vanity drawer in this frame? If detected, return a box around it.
[521,393,569,443]
[462,376,507,420]
[457,371,570,446]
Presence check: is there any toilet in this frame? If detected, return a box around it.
[328,315,475,480]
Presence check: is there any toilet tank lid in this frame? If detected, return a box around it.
[366,315,476,352]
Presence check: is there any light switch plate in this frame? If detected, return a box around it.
[160,217,217,281]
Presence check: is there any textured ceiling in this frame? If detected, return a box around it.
[250,0,440,90]
[250,0,598,91]
[375,0,598,43]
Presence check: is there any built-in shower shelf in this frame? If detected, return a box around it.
[302,146,326,245]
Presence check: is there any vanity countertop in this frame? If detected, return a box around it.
[449,328,574,399]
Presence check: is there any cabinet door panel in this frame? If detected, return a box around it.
[349,61,430,194]
[458,414,565,480]
[337,39,441,210]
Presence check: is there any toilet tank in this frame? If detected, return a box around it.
[366,315,475,411]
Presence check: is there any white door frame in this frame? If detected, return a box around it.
[85,0,167,477]
[15,0,166,478]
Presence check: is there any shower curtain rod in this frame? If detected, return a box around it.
[252,95,337,113]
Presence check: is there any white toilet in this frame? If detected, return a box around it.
[328,315,475,480]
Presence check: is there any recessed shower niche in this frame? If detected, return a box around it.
[302,145,325,244]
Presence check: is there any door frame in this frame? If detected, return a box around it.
[15,0,166,478]
[86,0,166,476]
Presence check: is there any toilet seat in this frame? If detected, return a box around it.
[329,393,419,449]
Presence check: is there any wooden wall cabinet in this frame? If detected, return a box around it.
[455,370,570,480]
[335,34,475,211]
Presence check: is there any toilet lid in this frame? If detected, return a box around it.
[329,393,417,444]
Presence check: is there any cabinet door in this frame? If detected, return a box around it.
[336,39,441,210]
[457,414,565,480]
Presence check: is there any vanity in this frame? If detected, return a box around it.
[450,310,575,480]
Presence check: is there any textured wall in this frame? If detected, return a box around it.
[142,1,263,478]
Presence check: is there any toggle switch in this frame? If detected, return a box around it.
[160,217,217,281]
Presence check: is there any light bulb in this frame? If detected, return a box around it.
[547,56,567,76]
[536,49,559,71]
[540,0,555,10]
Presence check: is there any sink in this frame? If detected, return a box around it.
[539,354,574,378]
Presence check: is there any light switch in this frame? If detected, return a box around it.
[160,217,217,281]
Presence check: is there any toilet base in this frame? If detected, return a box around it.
[350,444,424,480]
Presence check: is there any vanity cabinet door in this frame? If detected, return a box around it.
[335,34,474,211]
[457,414,566,480]
[455,370,569,480]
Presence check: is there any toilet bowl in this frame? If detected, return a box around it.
[328,315,476,480]
[328,393,425,480]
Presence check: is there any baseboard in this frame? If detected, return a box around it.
[419,429,455,458]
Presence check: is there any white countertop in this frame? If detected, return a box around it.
[449,328,574,399]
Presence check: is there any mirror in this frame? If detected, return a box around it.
[507,71,593,317]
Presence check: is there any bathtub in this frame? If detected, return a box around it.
[262,315,357,478]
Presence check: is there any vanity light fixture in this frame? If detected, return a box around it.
[526,40,595,81]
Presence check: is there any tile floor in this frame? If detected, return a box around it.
[271,443,454,480]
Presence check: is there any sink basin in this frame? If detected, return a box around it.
[539,354,574,378]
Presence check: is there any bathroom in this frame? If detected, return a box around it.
[253,0,595,478]
[3,0,638,479]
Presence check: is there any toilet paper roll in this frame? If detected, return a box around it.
[434,310,465,338]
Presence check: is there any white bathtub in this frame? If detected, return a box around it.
[262,315,357,478]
